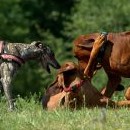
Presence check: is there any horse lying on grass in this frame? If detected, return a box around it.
[73,31,130,98]
[42,61,130,110]
[0,41,60,110]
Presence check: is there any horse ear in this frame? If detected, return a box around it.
[31,41,43,49]
[77,39,94,48]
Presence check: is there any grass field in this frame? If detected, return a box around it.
[0,96,130,130]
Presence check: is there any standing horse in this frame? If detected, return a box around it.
[73,31,130,98]
[0,41,60,110]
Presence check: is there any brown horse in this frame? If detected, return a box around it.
[73,31,130,98]
[42,61,130,110]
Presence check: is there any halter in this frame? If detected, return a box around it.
[0,41,25,66]
[63,80,84,92]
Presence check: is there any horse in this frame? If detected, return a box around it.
[0,40,60,110]
[73,31,130,98]
[42,61,130,110]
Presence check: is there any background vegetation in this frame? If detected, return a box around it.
[0,0,130,98]
[0,1,130,130]
[0,97,130,130]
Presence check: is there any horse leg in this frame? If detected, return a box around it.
[1,63,15,111]
[103,73,121,98]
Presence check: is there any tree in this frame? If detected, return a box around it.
[0,0,75,97]
[64,0,130,39]
[63,0,130,89]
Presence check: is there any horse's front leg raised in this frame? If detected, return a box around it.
[0,62,16,111]
[103,73,121,98]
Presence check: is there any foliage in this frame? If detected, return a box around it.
[63,0,130,89]
[0,1,130,129]
[0,0,75,97]
[0,0,29,41]
[0,0,130,97]
[64,0,130,39]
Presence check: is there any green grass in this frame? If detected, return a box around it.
[0,96,130,130]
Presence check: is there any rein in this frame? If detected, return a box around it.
[63,80,84,92]
[0,41,25,66]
